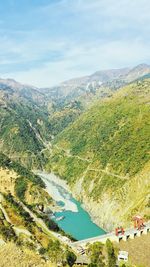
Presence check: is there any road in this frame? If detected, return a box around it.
[20,202,72,246]
[0,200,72,248]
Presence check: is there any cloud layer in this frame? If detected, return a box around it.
[0,0,150,87]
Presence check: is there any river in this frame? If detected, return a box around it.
[38,171,106,240]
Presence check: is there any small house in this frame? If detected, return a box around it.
[118,250,128,262]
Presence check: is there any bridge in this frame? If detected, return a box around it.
[71,221,150,249]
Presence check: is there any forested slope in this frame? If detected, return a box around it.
[0,82,52,168]
[47,79,150,230]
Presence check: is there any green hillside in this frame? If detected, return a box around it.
[47,79,150,230]
[0,84,52,168]
[0,153,76,266]
[49,100,83,135]
[0,81,85,168]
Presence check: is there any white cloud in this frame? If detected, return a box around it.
[4,39,150,87]
[0,0,150,86]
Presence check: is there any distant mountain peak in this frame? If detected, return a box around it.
[0,77,38,91]
[135,63,150,67]
[130,63,150,71]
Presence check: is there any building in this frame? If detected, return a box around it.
[118,250,128,262]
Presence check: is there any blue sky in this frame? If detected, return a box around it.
[0,0,150,87]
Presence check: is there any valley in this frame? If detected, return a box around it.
[0,64,150,266]
[1,0,150,265]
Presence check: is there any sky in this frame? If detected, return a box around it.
[0,0,150,87]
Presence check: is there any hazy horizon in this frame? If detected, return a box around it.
[0,0,150,87]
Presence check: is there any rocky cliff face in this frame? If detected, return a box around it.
[72,162,150,231]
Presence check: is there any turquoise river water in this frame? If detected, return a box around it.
[39,172,106,240]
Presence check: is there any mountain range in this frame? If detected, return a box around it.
[0,63,150,168]
[42,63,150,101]
[0,63,150,266]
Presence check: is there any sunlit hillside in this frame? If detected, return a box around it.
[46,79,150,230]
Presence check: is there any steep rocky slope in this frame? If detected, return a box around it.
[46,79,150,231]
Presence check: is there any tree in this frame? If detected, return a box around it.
[88,263,98,267]
[66,250,77,267]
[48,239,63,263]
[106,239,117,267]
[87,242,105,267]
[39,247,46,255]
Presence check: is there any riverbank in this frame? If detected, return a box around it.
[36,171,78,212]
[36,171,70,191]
[36,170,106,240]
[36,170,108,232]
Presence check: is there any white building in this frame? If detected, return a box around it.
[118,251,128,262]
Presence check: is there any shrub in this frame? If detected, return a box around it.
[106,239,117,267]
[66,250,77,267]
